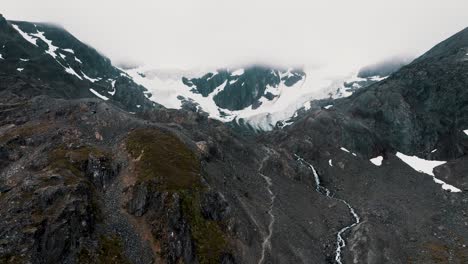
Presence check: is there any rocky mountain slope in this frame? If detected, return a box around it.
[0,15,158,113]
[0,14,467,264]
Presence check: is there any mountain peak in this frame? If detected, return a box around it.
[414,26,468,63]
[0,14,7,27]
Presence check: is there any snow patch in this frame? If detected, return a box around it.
[108,80,117,96]
[370,156,383,166]
[89,89,109,101]
[232,68,244,76]
[369,75,388,81]
[324,104,333,109]
[30,31,59,59]
[62,48,75,54]
[20,58,29,62]
[17,68,24,72]
[125,67,235,122]
[12,24,37,46]
[340,147,350,153]
[464,130,468,136]
[303,101,312,111]
[64,66,82,80]
[74,57,83,64]
[396,152,445,176]
[81,71,100,83]
[329,159,333,167]
[396,152,461,192]
[431,149,437,153]
[341,147,356,156]
[0,54,3,60]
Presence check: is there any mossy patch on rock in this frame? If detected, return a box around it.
[49,145,108,177]
[46,145,108,221]
[126,129,200,191]
[423,242,468,264]
[181,191,227,264]
[126,129,230,263]
[0,123,52,143]
[78,234,131,264]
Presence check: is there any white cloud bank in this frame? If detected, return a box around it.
[3,0,468,69]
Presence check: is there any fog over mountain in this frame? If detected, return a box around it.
[4,0,468,69]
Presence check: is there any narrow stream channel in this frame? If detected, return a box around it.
[295,154,360,264]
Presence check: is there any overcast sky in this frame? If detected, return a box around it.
[3,0,468,69]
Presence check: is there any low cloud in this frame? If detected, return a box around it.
[4,0,468,69]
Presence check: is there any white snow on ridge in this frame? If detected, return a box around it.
[303,101,312,111]
[340,147,357,156]
[125,65,365,130]
[81,71,100,83]
[30,31,59,59]
[231,68,244,76]
[396,152,461,192]
[108,80,117,96]
[75,57,83,64]
[89,88,109,101]
[11,25,84,80]
[62,48,75,54]
[125,67,232,121]
[64,66,82,80]
[12,24,38,46]
[396,152,444,176]
[370,156,383,166]
[369,75,388,82]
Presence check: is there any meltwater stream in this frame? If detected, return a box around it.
[295,154,360,264]
[258,151,276,264]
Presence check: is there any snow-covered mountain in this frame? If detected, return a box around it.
[1,15,407,132]
[125,63,397,130]
[0,17,158,112]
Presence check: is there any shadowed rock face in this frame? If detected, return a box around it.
[0,16,160,112]
[0,13,468,264]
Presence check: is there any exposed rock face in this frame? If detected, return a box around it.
[126,183,150,217]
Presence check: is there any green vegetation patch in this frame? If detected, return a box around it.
[0,123,52,143]
[0,254,26,264]
[49,145,108,177]
[126,129,228,263]
[424,242,468,264]
[78,235,131,264]
[126,129,200,191]
[181,191,227,264]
